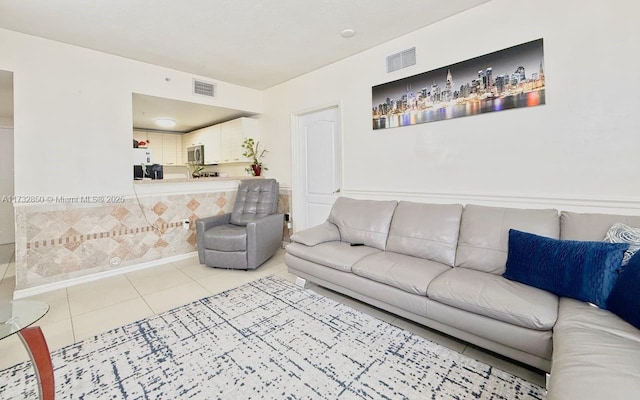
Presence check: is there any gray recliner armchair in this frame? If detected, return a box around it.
[196,179,284,270]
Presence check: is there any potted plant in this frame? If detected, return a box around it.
[191,165,204,178]
[242,138,268,176]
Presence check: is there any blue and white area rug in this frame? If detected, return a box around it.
[0,276,544,399]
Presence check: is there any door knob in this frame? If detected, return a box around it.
[332,188,341,194]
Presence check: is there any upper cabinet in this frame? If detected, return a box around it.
[203,125,222,164]
[133,131,183,165]
[161,134,182,165]
[220,118,248,163]
[181,117,259,165]
[135,117,259,166]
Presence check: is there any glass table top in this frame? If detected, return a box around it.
[0,300,49,340]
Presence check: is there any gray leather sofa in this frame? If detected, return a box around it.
[284,197,640,399]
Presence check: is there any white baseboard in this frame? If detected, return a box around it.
[13,252,199,299]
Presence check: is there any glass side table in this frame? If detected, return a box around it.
[1,300,53,400]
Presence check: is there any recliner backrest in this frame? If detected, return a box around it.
[230,179,279,226]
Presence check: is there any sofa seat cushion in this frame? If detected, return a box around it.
[285,241,380,272]
[203,224,247,251]
[548,298,640,400]
[427,268,558,330]
[352,252,450,296]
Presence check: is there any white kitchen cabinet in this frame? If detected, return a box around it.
[219,117,258,163]
[202,125,221,164]
[175,135,183,164]
[146,132,163,164]
[181,131,194,162]
[176,117,259,165]
[162,133,179,165]
[133,130,162,164]
[221,119,243,162]
[134,130,183,165]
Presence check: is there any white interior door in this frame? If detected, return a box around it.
[296,107,341,230]
[0,128,14,244]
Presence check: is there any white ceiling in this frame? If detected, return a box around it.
[0,1,491,131]
[133,93,256,133]
[0,0,490,90]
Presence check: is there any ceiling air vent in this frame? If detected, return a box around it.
[386,47,416,73]
[193,79,216,98]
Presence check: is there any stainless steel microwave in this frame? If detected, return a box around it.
[187,145,205,165]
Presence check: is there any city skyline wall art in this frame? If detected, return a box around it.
[372,38,545,130]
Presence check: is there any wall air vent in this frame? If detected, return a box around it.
[193,79,216,98]
[386,47,416,73]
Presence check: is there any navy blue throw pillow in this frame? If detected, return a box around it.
[607,251,640,329]
[503,229,628,308]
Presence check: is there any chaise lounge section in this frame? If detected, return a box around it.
[285,197,640,399]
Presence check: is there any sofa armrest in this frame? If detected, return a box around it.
[290,221,341,246]
[247,213,285,269]
[195,213,231,264]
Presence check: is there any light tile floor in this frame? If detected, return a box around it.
[0,243,545,387]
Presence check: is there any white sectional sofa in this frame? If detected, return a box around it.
[284,197,640,399]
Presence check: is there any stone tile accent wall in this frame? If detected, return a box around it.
[14,190,236,290]
[14,185,293,292]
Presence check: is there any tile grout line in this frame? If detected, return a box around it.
[65,288,77,343]
[122,273,157,316]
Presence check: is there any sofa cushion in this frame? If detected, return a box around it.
[560,211,640,241]
[386,201,463,267]
[328,197,397,250]
[352,252,450,296]
[602,223,640,266]
[548,297,640,400]
[203,224,247,251]
[504,229,627,309]
[285,241,380,272]
[427,267,558,330]
[607,251,640,329]
[455,204,560,274]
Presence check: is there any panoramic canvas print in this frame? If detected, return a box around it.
[372,38,545,130]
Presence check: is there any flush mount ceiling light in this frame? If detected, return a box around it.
[340,28,356,38]
[155,118,176,128]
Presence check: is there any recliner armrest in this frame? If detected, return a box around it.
[247,213,285,269]
[290,221,341,246]
[195,213,232,264]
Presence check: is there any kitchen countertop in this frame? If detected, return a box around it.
[133,176,264,184]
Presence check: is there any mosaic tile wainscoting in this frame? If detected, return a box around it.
[14,190,237,292]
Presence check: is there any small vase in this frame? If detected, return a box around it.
[251,164,262,176]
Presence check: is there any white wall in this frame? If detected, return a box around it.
[0,128,14,244]
[0,28,262,197]
[263,0,640,213]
